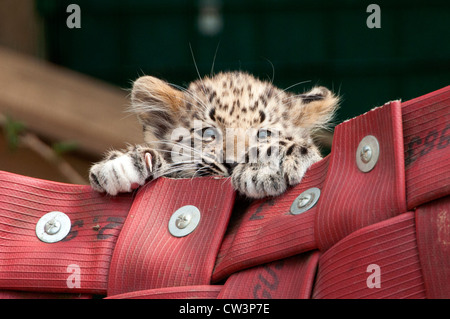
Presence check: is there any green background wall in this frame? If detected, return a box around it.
[37,0,450,124]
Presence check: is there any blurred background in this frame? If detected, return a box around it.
[0,0,449,184]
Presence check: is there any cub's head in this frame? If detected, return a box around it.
[130,71,338,180]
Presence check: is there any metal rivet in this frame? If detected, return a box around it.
[175,213,192,229]
[297,193,313,208]
[290,188,321,215]
[356,135,380,172]
[168,205,201,237]
[44,219,61,235]
[360,145,372,163]
[36,211,71,243]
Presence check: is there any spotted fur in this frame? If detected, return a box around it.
[89,71,339,198]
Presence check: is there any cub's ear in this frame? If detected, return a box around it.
[130,76,184,139]
[292,86,339,130]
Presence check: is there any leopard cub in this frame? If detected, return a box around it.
[89,71,339,198]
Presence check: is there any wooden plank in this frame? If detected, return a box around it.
[0,47,142,156]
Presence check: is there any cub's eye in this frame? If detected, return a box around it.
[203,127,217,142]
[196,127,219,143]
[257,129,272,140]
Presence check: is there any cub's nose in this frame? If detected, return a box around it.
[223,162,238,175]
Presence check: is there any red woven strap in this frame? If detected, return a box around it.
[315,100,407,251]
[312,212,426,299]
[415,196,450,298]
[402,86,450,209]
[106,285,222,299]
[212,157,328,282]
[217,251,319,299]
[107,177,235,297]
[0,171,132,294]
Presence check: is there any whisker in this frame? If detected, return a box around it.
[148,141,228,178]
[260,80,313,120]
[210,41,221,77]
[189,43,207,95]
[192,166,210,179]
[192,166,218,178]
[169,83,209,112]
[147,140,226,169]
[151,140,204,157]
[144,147,201,161]
[275,80,312,100]
[152,164,198,178]
[157,164,197,175]
[220,176,232,187]
[262,57,275,84]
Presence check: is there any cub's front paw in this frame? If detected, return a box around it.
[281,143,322,187]
[89,150,153,196]
[231,162,287,199]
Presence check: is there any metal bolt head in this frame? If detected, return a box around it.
[36,211,71,243]
[356,135,380,172]
[175,213,192,229]
[44,218,61,235]
[360,145,373,163]
[168,205,201,237]
[297,193,312,208]
[290,188,321,215]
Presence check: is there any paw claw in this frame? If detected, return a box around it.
[145,152,153,172]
